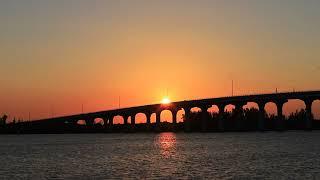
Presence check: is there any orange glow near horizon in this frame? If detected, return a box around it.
[1,1,320,121]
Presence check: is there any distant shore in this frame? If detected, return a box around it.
[1,121,320,134]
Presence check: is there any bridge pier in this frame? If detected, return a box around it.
[145,112,151,131]
[146,112,151,124]
[200,105,209,132]
[122,115,130,132]
[234,103,245,131]
[103,117,109,129]
[156,112,161,131]
[156,112,161,125]
[184,107,191,132]
[156,111,161,129]
[85,118,94,127]
[257,102,266,131]
[109,116,114,126]
[218,104,225,132]
[172,109,178,131]
[108,116,114,132]
[123,115,129,125]
[172,110,177,124]
[304,99,313,130]
[276,100,286,131]
[102,115,113,132]
[131,114,136,132]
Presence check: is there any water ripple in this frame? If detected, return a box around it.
[1,132,320,179]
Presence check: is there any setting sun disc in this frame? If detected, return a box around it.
[161,97,171,104]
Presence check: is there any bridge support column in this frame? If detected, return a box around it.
[123,115,128,125]
[257,102,266,131]
[156,112,161,125]
[234,103,245,131]
[172,109,178,131]
[146,113,151,124]
[200,106,209,132]
[131,115,136,125]
[276,101,286,131]
[184,107,191,132]
[103,117,109,128]
[304,99,313,130]
[122,115,129,132]
[172,110,177,124]
[108,116,114,132]
[131,114,136,132]
[85,118,94,127]
[109,116,113,126]
[218,104,225,132]
[156,112,161,131]
[145,112,151,131]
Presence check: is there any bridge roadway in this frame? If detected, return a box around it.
[33,90,320,131]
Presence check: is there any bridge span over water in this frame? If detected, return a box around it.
[33,90,320,131]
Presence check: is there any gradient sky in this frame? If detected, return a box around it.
[1,0,320,121]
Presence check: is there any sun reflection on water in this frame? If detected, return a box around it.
[155,132,177,158]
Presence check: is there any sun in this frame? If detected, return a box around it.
[161,97,171,104]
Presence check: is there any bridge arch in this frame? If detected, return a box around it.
[190,107,202,113]
[208,105,219,114]
[113,115,125,125]
[242,102,260,119]
[160,110,173,123]
[243,102,259,111]
[207,105,220,120]
[224,104,235,113]
[77,120,86,125]
[265,102,278,116]
[283,99,306,118]
[176,109,185,123]
[94,118,104,125]
[135,113,147,124]
[312,100,320,120]
[188,107,203,125]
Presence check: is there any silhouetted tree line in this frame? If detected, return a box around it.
[185,108,316,132]
[0,114,7,126]
[0,108,319,134]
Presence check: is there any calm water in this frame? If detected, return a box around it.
[0,132,320,179]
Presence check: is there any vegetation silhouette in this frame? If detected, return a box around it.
[0,114,7,126]
[0,108,319,134]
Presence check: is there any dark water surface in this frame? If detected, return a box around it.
[0,132,320,179]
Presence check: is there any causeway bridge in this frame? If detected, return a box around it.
[32,90,320,131]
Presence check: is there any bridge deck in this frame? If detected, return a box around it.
[32,90,320,123]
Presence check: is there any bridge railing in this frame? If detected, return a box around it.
[190,89,320,102]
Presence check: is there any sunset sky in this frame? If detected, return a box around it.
[1,0,320,121]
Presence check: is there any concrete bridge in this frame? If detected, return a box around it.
[34,90,320,131]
